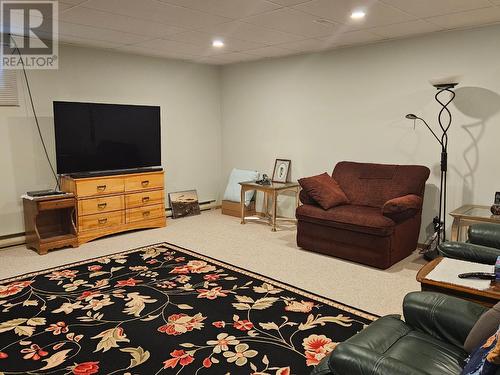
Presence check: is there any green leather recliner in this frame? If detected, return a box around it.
[438,222,500,264]
[311,292,489,375]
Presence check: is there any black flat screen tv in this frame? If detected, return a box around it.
[53,101,161,175]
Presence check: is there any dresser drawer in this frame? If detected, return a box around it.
[126,204,164,223]
[79,211,124,232]
[76,177,124,197]
[79,195,124,216]
[125,173,163,192]
[125,190,164,208]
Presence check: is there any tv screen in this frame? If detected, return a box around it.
[53,101,161,175]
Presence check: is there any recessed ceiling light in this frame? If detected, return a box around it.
[212,39,224,48]
[350,10,366,20]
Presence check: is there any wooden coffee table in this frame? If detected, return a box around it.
[417,257,500,307]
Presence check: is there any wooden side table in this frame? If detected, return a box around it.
[23,194,78,255]
[417,257,500,307]
[450,205,500,241]
[239,181,300,231]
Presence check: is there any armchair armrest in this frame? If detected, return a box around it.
[403,292,487,348]
[438,241,500,265]
[469,223,500,250]
[323,344,429,375]
[382,194,422,222]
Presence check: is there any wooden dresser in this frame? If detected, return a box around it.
[60,170,166,245]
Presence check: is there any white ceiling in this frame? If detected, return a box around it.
[6,0,500,65]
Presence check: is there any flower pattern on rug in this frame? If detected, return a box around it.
[0,243,375,374]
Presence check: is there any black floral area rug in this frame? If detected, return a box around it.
[0,243,377,375]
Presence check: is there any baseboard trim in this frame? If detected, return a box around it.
[0,234,26,249]
[0,200,220,250]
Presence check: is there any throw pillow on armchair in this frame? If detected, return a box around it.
[298,172,349,210]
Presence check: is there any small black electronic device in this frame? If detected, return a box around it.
[27,189,65,197]
[256,174,271,186]
[458,272,496,280]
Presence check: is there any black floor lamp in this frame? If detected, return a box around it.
[406,79,459,259]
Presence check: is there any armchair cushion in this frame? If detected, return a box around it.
[223,168,259,206]
[298,173,349,210]
[403,292,488,349]
[465,302,500,353]
[469,223,500,250]
[382,194,422,222]
[326,314,467,375]
[438,242,500,265]
[296,204,395,236]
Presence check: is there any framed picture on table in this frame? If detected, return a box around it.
[272,159,291,183]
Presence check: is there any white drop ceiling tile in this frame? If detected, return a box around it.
[268,0,313,5]
[196,21,302,44]
[59,36,124,49]
[61,7,185,38]
[369,19,443,38]
[83,0,231,29]
[59,2,78,12]
[157,0,281,19]
[114,45,199,60]
[130,38,206,56]
[58,22,154,45]
[380,0,493,18]
[319,30,386,47]
[426,7,500,30]
[197,52,258,64]
[295,0,416,28]
[58,0,88,4]
[274,37,327,51]
[166,30,267,52]
[245,45,295,57]
[243,7,339,38]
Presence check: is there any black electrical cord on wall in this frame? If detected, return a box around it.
[9,34,60,190]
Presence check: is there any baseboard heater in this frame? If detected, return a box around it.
[166,199,218,217]
[0,199,219,250]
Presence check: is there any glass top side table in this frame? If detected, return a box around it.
[450,204,500,241]
[239,181,300,232]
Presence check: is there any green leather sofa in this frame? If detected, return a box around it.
[311,292,490,375]
[438,223,500,264]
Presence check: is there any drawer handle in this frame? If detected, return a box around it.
[142,196,150,203]
[96,185,107,191]
[141,180,150,187]
[143,211,151,217]
[97,203,107,209]
[98,218,108,224]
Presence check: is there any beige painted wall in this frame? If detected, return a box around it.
[0,45,222,236]
[221,25,500,241]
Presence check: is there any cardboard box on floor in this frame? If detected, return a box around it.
[221,200,256,218]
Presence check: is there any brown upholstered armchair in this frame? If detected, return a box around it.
[296,161,430,269]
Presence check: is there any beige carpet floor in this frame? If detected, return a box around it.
[0,209,426,316]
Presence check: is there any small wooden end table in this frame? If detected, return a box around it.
[239,181,300,232]
[450,204,500,241]
[417,257,500,307]
[23,194,78,255]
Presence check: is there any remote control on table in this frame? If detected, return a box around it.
[458,272,496,280]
